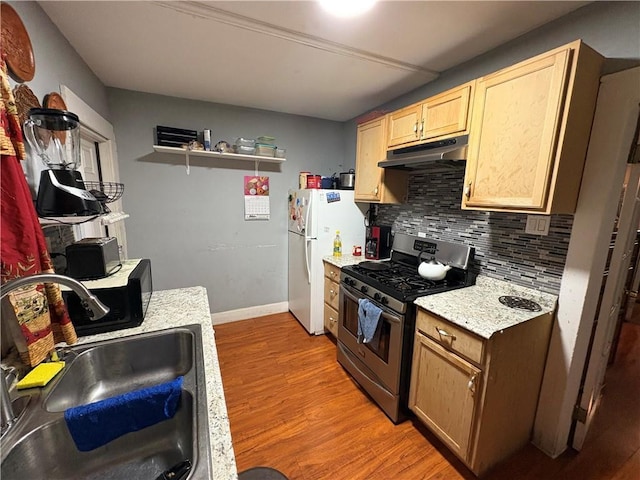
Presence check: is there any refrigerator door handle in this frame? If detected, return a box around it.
[303,193,313,284]
[304,237,312,284]
[304,192,313,238]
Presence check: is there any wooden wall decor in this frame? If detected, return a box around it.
[1,3,35,82]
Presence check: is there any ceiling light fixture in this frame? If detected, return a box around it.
[319,0,377,18]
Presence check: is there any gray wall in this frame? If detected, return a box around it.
[7,2,110,122]
[349,1,640,294]
[108,88,345,313]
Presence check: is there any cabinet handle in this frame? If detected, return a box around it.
[435,326,456,341]
[463,182,472,199]
[329,316,336,324]
[330,271,336,278]
[330,289,336,297]
[419,120,424,137]
[468,374,477,394]
[374,187,379,195]
[413,122,418,136]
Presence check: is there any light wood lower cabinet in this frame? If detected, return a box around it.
[323,261,341,337]
[411,334,481,460]
[409,308,553,476]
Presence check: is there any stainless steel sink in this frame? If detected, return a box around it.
[45,328,194,412]
[0,325,211,480]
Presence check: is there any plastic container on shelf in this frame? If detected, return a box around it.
[235,145,256,155]
[235,137,256,148]
[256,136,276,146]
[255,144,276,157]
[275,148,286,158]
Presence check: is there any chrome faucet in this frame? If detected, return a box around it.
[1,273,110,435]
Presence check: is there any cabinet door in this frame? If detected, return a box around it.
[421,83,473,141]
[387,103,422,149]
[463,49,571,210]
[324,278,340,311]
[355,117,386,202]
[324,303,339,337]
[409,332,481,461]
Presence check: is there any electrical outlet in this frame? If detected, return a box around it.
[418,232,427,238]
[525,215,550,236]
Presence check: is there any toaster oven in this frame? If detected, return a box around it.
[62,259,152,336]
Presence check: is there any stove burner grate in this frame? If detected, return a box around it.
[357,261,391,271]
[498,296,542,312]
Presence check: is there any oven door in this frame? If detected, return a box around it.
[338,283,403,393]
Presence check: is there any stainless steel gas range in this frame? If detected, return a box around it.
[337,232,475,423]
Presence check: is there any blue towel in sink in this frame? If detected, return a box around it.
[64,376,183,452]
[357,298,383,349]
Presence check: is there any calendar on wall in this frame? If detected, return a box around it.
[244,176,270,220]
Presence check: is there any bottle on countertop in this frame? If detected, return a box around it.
[333,231,342,257]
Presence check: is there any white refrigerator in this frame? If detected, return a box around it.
[288,189,365,334]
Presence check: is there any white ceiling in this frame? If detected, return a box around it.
[40,1,589,122]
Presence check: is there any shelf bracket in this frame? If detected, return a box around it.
[185,149,190,175]
[254,159,260,176]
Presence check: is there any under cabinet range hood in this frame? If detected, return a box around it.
[378,135,468,170]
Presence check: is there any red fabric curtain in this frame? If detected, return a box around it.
[1,61,77,367]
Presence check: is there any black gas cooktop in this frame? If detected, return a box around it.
[342,259,471,302]
[341,233,476,304]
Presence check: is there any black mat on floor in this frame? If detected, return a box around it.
[238,466,289,480]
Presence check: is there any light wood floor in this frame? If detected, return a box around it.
[214,313,640,480]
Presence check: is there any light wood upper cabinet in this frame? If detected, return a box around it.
[462,40,604,214]
[387,103,423,149]
[354,116,407,204]
[387,82,474,150]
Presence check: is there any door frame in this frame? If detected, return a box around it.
[532,67,640,457]
[572,163,640,449]
[60,85,128,257]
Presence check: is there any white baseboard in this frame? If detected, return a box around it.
[210,302,289,325]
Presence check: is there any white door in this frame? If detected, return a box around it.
[61,85,128,259]
[571,150,640,445]
[74,137,104,239]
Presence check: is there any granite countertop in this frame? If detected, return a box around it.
[76,286,237,480]
[414,276,558,339]
[323,254,367,268]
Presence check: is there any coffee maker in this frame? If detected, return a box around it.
[365,225,393,260]
[24,108,103,217]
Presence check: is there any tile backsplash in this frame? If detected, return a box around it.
[376,165,572,294]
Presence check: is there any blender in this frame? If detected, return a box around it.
[23,108,103,217]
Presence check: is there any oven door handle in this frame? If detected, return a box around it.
[341,284,402,325]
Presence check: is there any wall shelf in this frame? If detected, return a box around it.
[153,145,286,164]
[39,212,130,227]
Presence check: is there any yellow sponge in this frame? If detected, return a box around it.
[16,361,65,389]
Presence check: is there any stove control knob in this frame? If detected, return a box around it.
[381,297,389,305]
[345,277,354,286]
[360,286,368,294]
[373,293,381,301]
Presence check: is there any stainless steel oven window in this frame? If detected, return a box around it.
[338,284,404,391]
[341,290,391,363]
